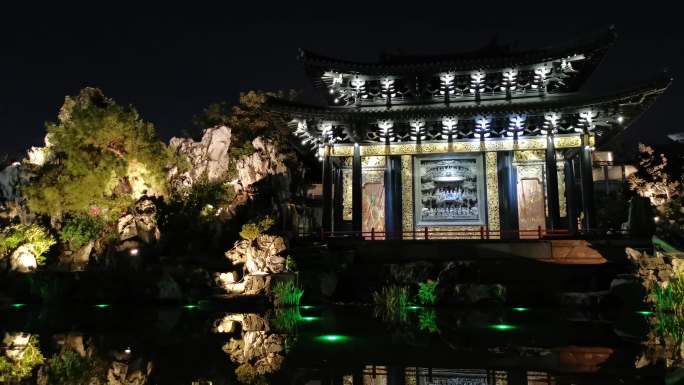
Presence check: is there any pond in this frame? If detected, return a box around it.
[0,304,670,384]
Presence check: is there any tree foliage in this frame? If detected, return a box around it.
[239,216,275,242]
[629,143,681,207]
[59,214,106,249]
[23,88,172,219]
[193,90,297,153]
[158,178,237,256]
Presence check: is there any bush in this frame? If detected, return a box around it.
[59,215,106,249]
[0,224,56,265]
[0,335,45,382]
[272,280,304,307]
[48,348,92,385]
[417,280,438,306]
[239,216,275,242]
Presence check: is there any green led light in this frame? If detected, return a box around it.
[407,306,422,310]
[299,305,315,310]
[315,334,349,343]
[11,303,26,308]
[183,304,199,309]
[299,316,320,322]
[95,304,110,309]
[489,324,517,331]
[512,307,529,312]
[637,310,654,316]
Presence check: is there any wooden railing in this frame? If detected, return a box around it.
[314,226,575,240]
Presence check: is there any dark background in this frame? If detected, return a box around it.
[0,4,680,158]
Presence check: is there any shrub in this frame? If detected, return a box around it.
[417,280,438,306]
[272,280,304,307]
[48,348,92,385]
[373,285,410,323]
[0,224,56,265]
[239,215,275,242]
[285,255,297,272]
[0,335,45,382]
[59,215,105,249]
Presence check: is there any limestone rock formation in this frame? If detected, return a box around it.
[225,235,287,275]
[215,234,288,296]
[168,125,232,189]
[0,162,20,202]
[234,137,292,197]
[117,196,160,244]
[8,244,38,273]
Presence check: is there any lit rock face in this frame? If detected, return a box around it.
[235,137,292,198]
[0,162,21,202]
[9,244,38,273]
[168,125,232,188]
[216,234,287,295]
[25,135,53,167]
[117,197,160,244]
[225,235,287,275]
[2,332,31,361]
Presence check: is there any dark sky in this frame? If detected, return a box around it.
[1,4,681,157]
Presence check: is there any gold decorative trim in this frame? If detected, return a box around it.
[401,155,413,239]
[329,134,591,157]
[557,161,566,218]
[485,152,500,237]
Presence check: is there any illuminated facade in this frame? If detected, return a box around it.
[270,28,670,239]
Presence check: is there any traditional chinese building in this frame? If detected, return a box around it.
[270,28,670,239]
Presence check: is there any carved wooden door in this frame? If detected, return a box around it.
[517,165,546,238]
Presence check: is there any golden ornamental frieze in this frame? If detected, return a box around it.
[328,134,588,157]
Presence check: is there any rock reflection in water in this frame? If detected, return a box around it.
[214,313,285,384]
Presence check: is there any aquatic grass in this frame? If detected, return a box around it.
[653,273,684,343]
[417,280,438,306]
[418,308,439,333]
[272,280,304,307]
[372,285,410,323]
[271,308,301,333]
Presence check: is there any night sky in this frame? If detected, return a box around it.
[1,4,681,158]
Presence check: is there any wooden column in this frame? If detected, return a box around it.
[545,135,561,230]
[580,134,596,231]
[564,157,578,235]
[321,147,333,234]
[352,143,362,235]
[497,151,518,239]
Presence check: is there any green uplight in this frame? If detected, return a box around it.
[315,334,349,343]
[299,305,315,310]
[489,324,517,331]
[299,316,320,322]
[407,306,422,311]
[94,304,110,309]
[512,307,529,312]
[637,310,654,316]
[11,303,26,308]
[183,304,199,309]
